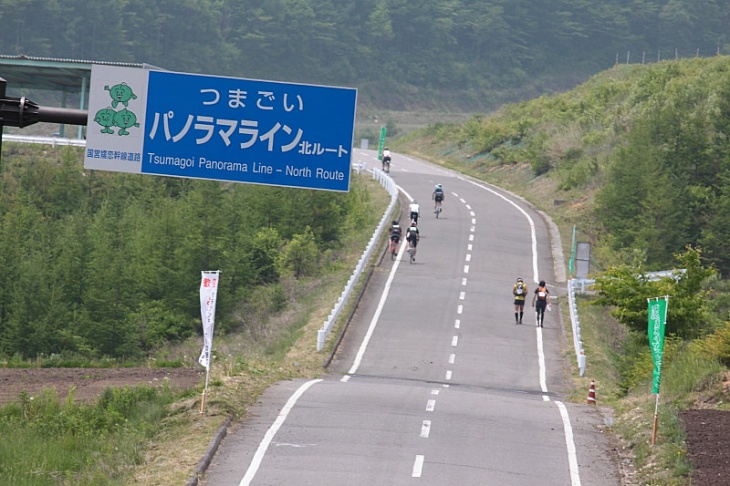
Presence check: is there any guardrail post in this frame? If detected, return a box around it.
[317,328,326,351]
[578,350,586,377]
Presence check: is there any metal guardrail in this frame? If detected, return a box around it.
[568,269,685,377]
[3,134,86,147]
[567,279,587,377]
[316,165,398,351]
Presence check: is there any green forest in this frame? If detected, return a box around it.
[0,144,378,360]
[1,0,729,110]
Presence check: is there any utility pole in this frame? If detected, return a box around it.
[0,77,88,168]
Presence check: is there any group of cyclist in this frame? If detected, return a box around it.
[388,184,445,261]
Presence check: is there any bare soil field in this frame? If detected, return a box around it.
[0,367,205,404]
[680,409,730,486]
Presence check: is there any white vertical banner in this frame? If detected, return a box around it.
[198,271,220,370]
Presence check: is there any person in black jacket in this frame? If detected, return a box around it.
[531,280,551,328]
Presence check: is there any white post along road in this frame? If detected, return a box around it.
[201,150,620,486]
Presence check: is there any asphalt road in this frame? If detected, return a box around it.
[200,151,620,486]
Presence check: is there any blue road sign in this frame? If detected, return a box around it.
[85,65,357,192]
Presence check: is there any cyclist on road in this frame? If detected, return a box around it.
[512,277,527,324]
[432,184,445,212]
[382,147,392,171]
[405,221,420,261]
[389,220,402,256]
[409,200,420,224]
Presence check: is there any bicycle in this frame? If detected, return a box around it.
[389,237,400,260]
[407,240,416,263]
[434,200,442,218]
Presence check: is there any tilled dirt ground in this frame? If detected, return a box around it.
[0,367,205,405]
[680,409,730,486]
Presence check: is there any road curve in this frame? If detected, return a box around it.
[200,150,620,486]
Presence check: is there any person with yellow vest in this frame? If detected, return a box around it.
[512,277,527,324]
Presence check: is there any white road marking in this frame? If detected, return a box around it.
[445,370,452,380]
[469,234,474,241]
[464,265,470,273]
[451,336,459,346]
[459,291,465,300]
[536,328,548,394]
[556,401,582,486]
[431,389,440,395]
[454,319,461,329]
[449,354,456,364]
[273,442,316,448]
[239,379,322,486]
[462,278,467,286]
[412,455,425,477]
[426,400,436,412]
[465,254,471,262]
[457,305,463,314]
[468,244,473,251]
[420,420,431,438]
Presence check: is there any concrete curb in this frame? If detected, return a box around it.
[185,417,233,486]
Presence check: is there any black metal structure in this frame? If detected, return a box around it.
[0,54,163,162]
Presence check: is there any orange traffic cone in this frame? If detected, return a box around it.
[587,380,597,405]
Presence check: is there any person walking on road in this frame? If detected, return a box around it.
[532,280,551,327]
[512,277,527,324]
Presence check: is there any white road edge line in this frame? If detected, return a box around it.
[555,401,583,486]
[239,379,323,486]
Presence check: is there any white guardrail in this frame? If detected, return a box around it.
[317,164,398,351]
[568,269,684,377]
[3,134,86,147]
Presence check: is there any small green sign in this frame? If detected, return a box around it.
[377,127,387,160]
[648,297,668,394]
